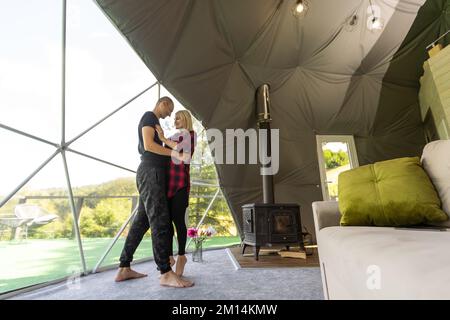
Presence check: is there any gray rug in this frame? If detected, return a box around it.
[11,248,324,300]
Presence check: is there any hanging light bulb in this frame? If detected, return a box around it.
[295,2,305,13]
[292,0,309,18]
[368,16,384,31]
[366,0,384,32]
[372,17,383,29]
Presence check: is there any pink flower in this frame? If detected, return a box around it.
[187,227,198,238]
[188,226,216,241]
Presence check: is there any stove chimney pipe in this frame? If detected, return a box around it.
[256,84,274,204]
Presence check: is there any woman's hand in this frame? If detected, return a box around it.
[174,152,191,164]
[155,125,166,142]
[180,152,191,163]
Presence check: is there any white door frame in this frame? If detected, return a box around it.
[316,135,359,201]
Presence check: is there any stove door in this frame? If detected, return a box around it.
[269,210,298,243]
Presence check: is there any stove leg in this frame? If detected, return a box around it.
[254,245,260,261]
[299,241,305,252]
[242,243,248,255]
[286,245,290,251]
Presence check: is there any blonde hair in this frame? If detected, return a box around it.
[176,110,193,131]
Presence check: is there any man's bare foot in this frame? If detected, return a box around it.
[160,270,194,288]
[175,255,187,277]
[115,267,147,282]
[170,256,176,267]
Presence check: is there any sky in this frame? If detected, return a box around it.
[322,142,349,153]
[0,0,190,196]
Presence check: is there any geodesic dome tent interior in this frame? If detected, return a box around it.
[1,0,450,297]
[94,0,450,239]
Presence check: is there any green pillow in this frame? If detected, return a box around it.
[338,157,448,226]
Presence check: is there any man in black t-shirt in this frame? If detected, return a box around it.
[115,96,193,288]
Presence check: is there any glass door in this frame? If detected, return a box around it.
[316,135,359,201]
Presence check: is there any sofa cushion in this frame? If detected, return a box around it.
[338,157,448,226]
[318,226,450,299]
[421,140,450,227]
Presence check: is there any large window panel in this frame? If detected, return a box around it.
[0,129,56,208]
[0,156,82,294]
[69,86,159,171]
[65,0,156,141]
[0,0,62,142]
[65,151,138,270]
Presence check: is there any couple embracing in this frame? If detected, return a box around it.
[115,96,196,288]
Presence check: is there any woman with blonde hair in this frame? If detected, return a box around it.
[156,109,196,277]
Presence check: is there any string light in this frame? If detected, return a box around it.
[367,0,384,32]
[292,0,309,18]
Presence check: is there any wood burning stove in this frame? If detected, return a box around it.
[242,84,304,260]
[242,203,304,260]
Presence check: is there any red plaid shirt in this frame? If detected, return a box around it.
[166,130,196,199]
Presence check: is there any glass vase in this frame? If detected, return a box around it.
[192,240,203,262]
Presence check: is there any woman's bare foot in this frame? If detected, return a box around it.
[175,255,187,277]
[115,267,147,282]
[170,256,176,267]
[160,270,194,288]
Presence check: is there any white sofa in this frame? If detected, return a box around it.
[313,140,450,299]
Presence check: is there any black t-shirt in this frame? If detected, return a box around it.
[138,111,169,166]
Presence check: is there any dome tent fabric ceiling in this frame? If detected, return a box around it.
[94,0,450,240]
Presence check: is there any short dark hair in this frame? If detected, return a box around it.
[156,96,173,108]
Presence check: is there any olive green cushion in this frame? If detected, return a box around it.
[338,157,448,226]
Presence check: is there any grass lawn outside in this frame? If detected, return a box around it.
[0,236,241,295]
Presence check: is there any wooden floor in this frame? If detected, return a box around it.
[228,245,320,268]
